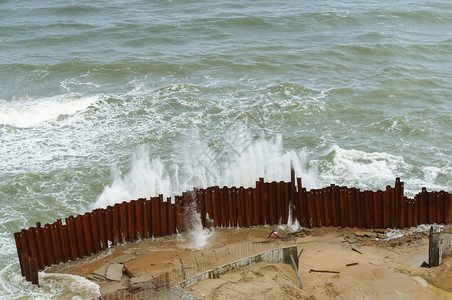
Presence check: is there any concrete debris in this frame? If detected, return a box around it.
[106,263,124,281]
[108,253,136,264]
[135,249,150,256]
[130,275,153,285]
[92,263,109,280]
[354,231,378,238]
[100,282,127,295]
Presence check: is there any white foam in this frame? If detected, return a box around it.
[93,145,172,209]
[93,128,320,208]
[310,145,411,190]
[38,272,100,299]
[179,201,214,250]
[0,94,98,128]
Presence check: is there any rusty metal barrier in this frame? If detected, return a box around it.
[13,167,452,286]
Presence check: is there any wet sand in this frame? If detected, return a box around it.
[47,225,452,299]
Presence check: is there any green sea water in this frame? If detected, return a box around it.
[0,0,451,298]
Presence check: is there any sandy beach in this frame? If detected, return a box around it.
[48,225,452,299]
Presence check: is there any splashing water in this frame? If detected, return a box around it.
[179,200,214,250]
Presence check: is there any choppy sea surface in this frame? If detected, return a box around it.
[1,0,451,298]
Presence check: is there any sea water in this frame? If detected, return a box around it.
[0,0,451,298]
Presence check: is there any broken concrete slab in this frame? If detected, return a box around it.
[108,253,136,264]
[135,249,150,256]
[100,282,127,295]
[354,231,378,238]
[106,263,124,281]
[130,275,153,285]
[93,263,110,278]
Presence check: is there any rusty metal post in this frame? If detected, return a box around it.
[253,181,260,225]
[307,190,316,228]
[57,220,70,263]
[245,188,252,226]
[94,210,106,251]
[324,187,332,227]
[232,187,239,227]
[152,197,161,237]
[428,192,437,224]
[128,200,136,241]
[260,178,268,225]
[366,191,375,228]
[34,223,47,268]
[212,187,220,227]
[118,202,127,242]
[49,223,63,263]
[420,188,428,225]
[65,216,77,259]
[142,199,151,238]
[74,215,86,257]
[339,188,347,227]
[205,188,212,227]
[295,178,302,224]
[269,181,277,225]
[41,225,55,265]
[445,192,451,225]
[297,179,306,226]
[220,187,228,227]
[284,182,290,224]
[413,195,419,227]
[29,256,39,286]
[82,214,94,255]
[137,198,145,239]
[161,197,168,236]
[199,189,206,228]
[237,187,244,227]
[438,192,445,224]
[14,232,25,275]
[22,252,31,282]
[167,197,175,234]
[348,188,356,228]
[175,196,183,233]
[228,188,234,227]
[383,186,391,228]
[111,204,120,244]
[88,212,100,253]
[316,189,325,227]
